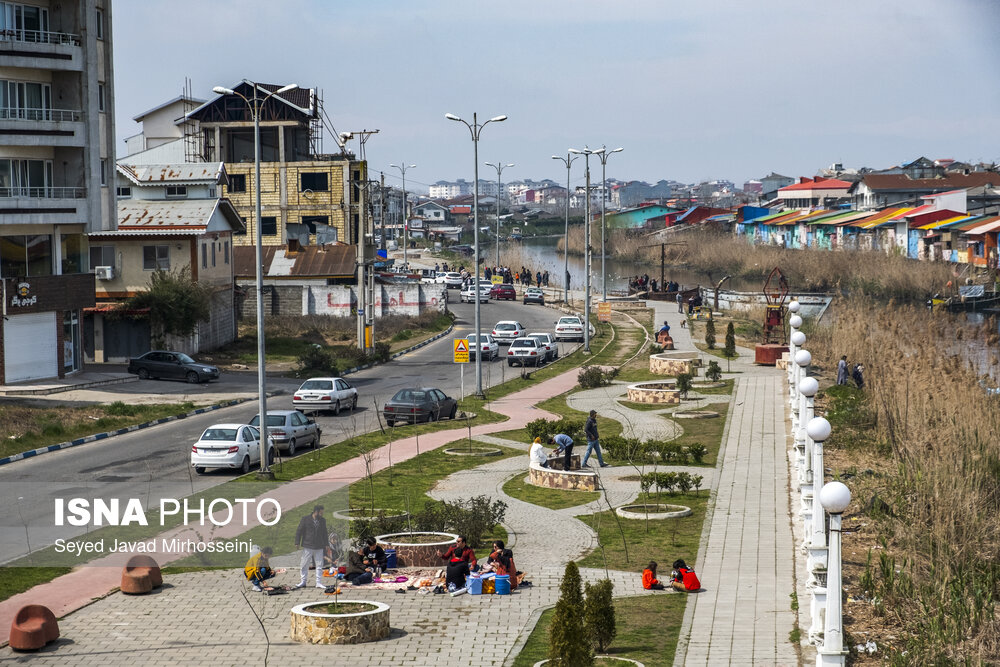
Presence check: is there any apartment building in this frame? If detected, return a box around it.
[0,0,114,383]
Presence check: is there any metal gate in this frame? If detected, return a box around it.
[103,317,151,360]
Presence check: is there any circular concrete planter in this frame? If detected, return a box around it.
[616,503,692,520]
[331,508,409,523]
[673,411,720,419]
[534,657,645,666]
[290,600,390,644]
[443,446,503,457]
[626,381,680,405]
[375,531,458,567]
[649,351,702,376]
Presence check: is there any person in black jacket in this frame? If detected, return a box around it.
[582,409,608,468]
[295,505,328,589]
[360,536,387,571]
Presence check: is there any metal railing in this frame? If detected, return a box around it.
[0,28,81,46]
[0,107,83,122]
[0,186,86,198]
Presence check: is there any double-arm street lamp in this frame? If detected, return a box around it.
[568,147,600,353]
[551,152,578,304]
[595,147,623,302]
[212,80,297,478]
[389,163,416,269]
[484,161,514,266]
[446,112,507,398]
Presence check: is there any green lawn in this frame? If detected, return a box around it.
[0,567,72,604]
[512,593,688,666]
[502,472,601,510]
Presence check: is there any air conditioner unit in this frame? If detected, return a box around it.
[95,266,115,280]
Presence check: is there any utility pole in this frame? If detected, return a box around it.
[380,171,386,252]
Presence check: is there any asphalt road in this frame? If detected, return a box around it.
[0,297,576,564]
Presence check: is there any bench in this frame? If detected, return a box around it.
[9,604,59,651]
[121,555,163,594]
[656,331,675,349]
[528,461,598,492]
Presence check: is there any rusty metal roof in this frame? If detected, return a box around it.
[118,162,226,185]
[233,244,356,279]
[117,199,244,232]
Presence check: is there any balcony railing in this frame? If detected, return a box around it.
[0,28,81,46]
[0,187,86,198]
[0,107,83,122]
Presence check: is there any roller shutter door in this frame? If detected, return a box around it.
[3,312,58,383]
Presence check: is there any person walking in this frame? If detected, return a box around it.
[836,355,849,385]
[548,433,574,470]
[295,505,328,589]
[582,409,608,468]
[676,291,684,313]
[852,363,865,389]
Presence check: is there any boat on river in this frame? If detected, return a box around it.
[930,285,1000,313]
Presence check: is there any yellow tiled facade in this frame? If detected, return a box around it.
[224,160,365,246]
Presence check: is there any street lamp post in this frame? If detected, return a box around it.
[551,153,578,304]
[817,481,851,666]
[446,112,507,398]
[596,147,623,302]
[484,161,514,267]
[213,80,297,478]
[389,163,415,269]
[569,148,599,353]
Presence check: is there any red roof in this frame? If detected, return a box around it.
[779,177,852,192]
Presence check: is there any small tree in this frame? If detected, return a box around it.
[549,561,593,666]
[705,360,722,382]
[676,372,693,399]
[704,317,716,350]
[584,579,617,653]
[124,268,210,345]
[724,322,737,371]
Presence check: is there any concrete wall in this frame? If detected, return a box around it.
[238,282,447,319]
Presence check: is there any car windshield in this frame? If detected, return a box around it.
[249,415,286,427]
[496,323,515,331]
[558,318,581,325]
[468,334,484,342]
[391,389,427,403]
[512,340,534,347]
[177,353,196,364]
[527,288,541,293]
[201,428,238,441]
[300,380,333,390]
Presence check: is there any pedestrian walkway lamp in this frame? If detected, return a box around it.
[817,481,851,666]
[389,163,415,269]
[595,147,623,302]
[788,312,803,411]
[213,80,298,478]
[806,414,832,647]
[790,329,806,409]
[551,152,578,303]
[447,112,507,398]
[569,147,598,353]
[484,161,514,267]
[797,376,818,486]
[794,347,813,523]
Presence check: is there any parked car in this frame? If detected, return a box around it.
[554,316,585,342]
[491,320,526,344]
[507,338,543,367]
[249,410,321,456]
[292,377,358,414]
[190,423,272,475]
[127,350,220,383]
[523,287,545,305]
[526,332,558,362]
[442,272,464,289]
[383,387,458,426]
[467,333,500,361]
[461,284,491,303]
[490,283,517,301]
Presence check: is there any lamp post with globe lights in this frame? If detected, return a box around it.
[551,153,578,304]
[446,112,507,398]
[595,146,623,302]
[787,300,801,392]
[568,147,599,352]
[805,414,832,644]
[212,81,298,478]
[790,330,807,409]
[389,163,415,269]
[484,161,514,267]
[794,347,814,523]
[817,481,852,666]
[797,376,819,485]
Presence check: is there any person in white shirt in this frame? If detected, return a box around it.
[529,437,549,468]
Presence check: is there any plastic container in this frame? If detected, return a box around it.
[468,574,482,595]
[337,566,347,575]
[384,549,397,569]
[483,579,495,594]
[495,574,511,595]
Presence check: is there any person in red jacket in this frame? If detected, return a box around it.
[671,559,701,591]
[642,561,665,590]
[437,535,477,590]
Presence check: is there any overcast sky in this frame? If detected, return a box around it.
[112,0,1000,193]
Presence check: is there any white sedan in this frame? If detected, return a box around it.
[461,284,491,303]
[467,333,500,361]
[191,423,273,475]
[293,377,358,415]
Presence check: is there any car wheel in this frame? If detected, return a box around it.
[312,431,321,448]
[351,396,358,411]
[507,360,514,367]
[267,448,276,466]
[194,466,206,475]
[287,439,297,457]
[240,456,250,474]
[523,300,527,304]
[186,371,199,384]
[449,406,457,420]
[540,300,545,306]
[429,410,438,423]
[333,400,341,416]
[138,368,149,380]
[386,420,394,427]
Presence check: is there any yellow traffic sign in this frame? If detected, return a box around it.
[491,275,503,284]
[598,301,611,322]
[453,338,470,363]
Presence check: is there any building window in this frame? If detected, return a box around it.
[300,172,328,192]
[235,217,247,235]
[224,240,230,264]
[142,245,170,271]
[300,215,328,234]
[96,8,104,39]
[208,186,216,198]
[100,159,107,186]
[89,244,114,271]
[1,80,52,120]
[211,242,216,267]
[166,185,187,198]
[116,186,131,198]
[1,234,52,277]
[201,242,207,269]
[228,174,246,193]
[260,216,277,236]
[0,158,53,196]
[98,83,105,112]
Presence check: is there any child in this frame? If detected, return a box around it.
[642,561,665,590]
[671,559,701,592]
[245,546,282,592]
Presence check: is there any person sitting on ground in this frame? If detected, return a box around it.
[345,546,374,585]
[360,536,387,572]
[485,540,518,589]
[324,531,344,575]
[642,561,665,590]
[437,535,478,590]
[671,558,701,592]
[529,437,549,468]
[245,546,282,592]
[548,433,574,470]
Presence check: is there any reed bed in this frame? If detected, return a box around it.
[812,298,1000,662]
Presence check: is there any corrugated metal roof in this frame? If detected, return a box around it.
[962,217,1000,235]
[859,173,1000,192]
[117,199,242,231]
[831,211,877,227]
[855,207,915,229]
[917,214,971,230]
[118,163,226,185]
[779,178,852,192]
[233,244,356,279]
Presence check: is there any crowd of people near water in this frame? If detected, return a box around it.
[628,274,682,293]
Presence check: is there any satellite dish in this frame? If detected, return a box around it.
[302,189,314,200]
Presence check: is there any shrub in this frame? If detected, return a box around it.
[549,562,593,666]
[687,443,708,463]
[691,474,704,493]
[411,495,507,549]
[584,579,617,653]
[675,471,693,493]
[649,342,663,355]
[296,345,339,376]
[724,322,736,359]
[391,329,413,342]
[602,435,651,462]
[660,443,688,464]
[578,365,619,389]
[705,318,716,349]
[676,372,693,399]
[655,472,677,494]
[349,510,409,541]
[705,360,723,381]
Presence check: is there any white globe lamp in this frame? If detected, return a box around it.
[807,416,832,443]
[788,300,801,313]
[791,331,806,346]
[799,377,819,397]
[794,349,812,367]
[789,314,803,329]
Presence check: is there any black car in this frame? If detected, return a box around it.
[382,387,458,426]
[127,350,220,383]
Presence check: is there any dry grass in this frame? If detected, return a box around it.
[811,298,1000,662]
